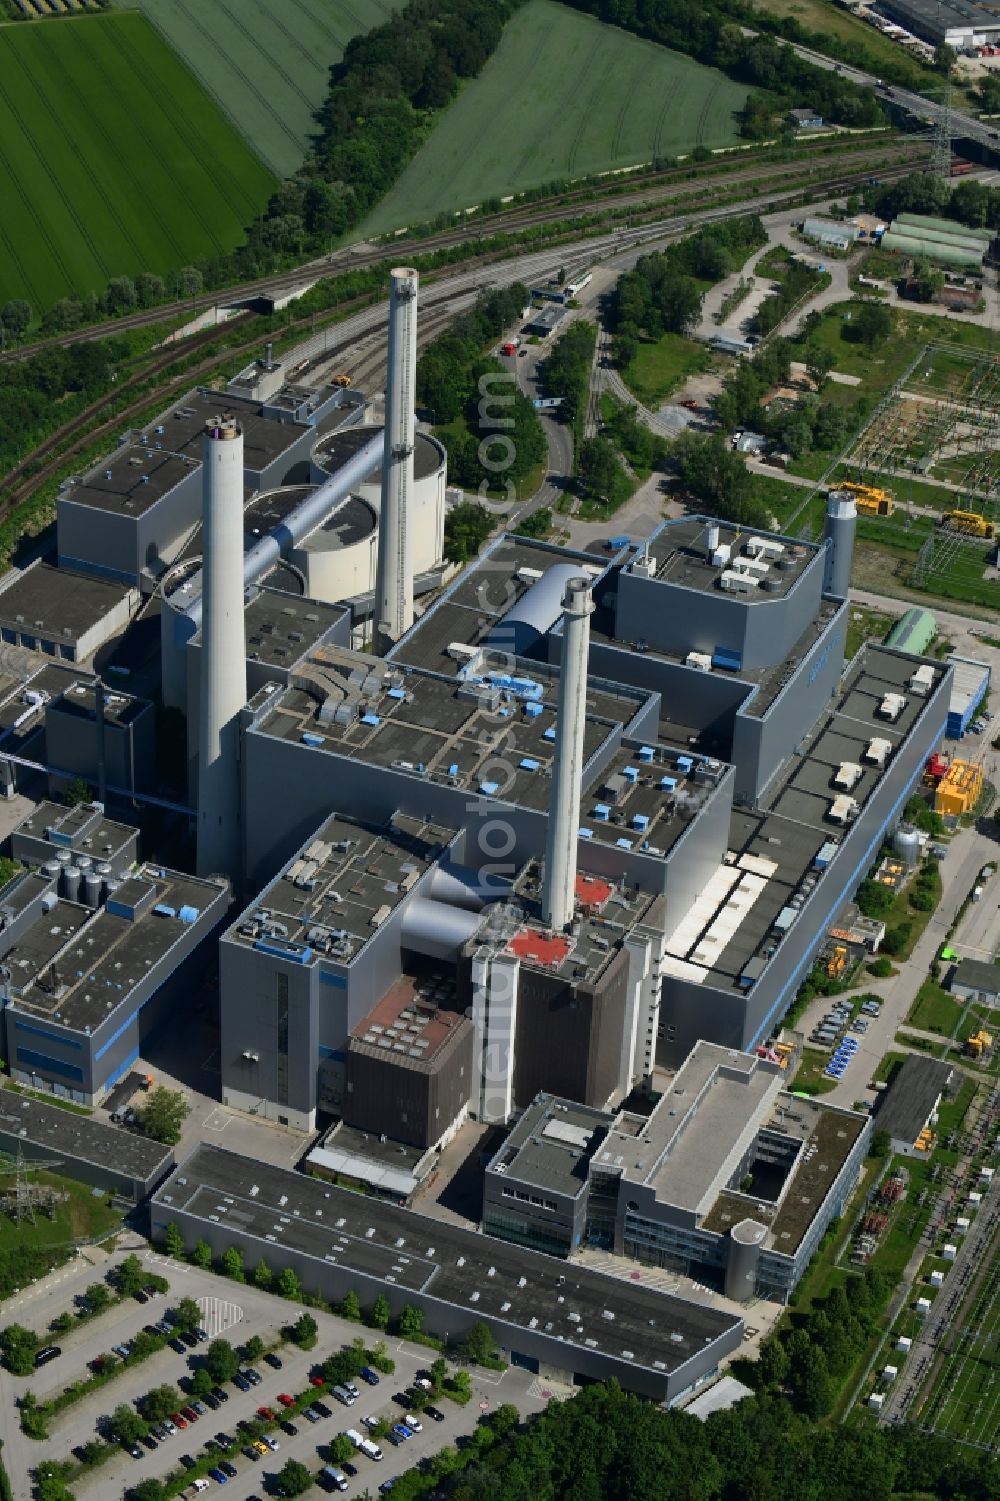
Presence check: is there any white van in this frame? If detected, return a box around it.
[347,1429,384,1462]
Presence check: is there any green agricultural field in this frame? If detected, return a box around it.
[115,0,407,179]
[0,12,276,312]
[362,0,749,236]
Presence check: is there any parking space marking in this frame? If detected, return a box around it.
[202,1108,232,1133]
[198,1295,243,1337]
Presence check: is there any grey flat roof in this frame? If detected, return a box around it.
[391,536,606,675]
[313,425,444,484]
[145,389,312,473]
[48,680,150,731]
[948,655,990,717]
[597,1043,781,1212]
[226,813,455,965]
[883,0,1000,30]
[875,1055,954,1146]
[0,1090,172,1180]
[647,518,818,601]
[952,957,1000,995]
[5,863,226,1035]
[63,443,198,518]
[188,587,346,669]
[667,645,948,993]
[254,646,650,816]
[487,1093,610,1198]
[0,565,132,643]
[13,799,137,858]
[154,1142,742,1374]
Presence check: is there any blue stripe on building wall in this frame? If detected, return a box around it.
[319,972,347,988]
[16,1047,84,1083]
[318,1046,345,1060]
[14,1019,83,1049]
[94,1006,143,1061]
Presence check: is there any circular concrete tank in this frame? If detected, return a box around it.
[310,424,446,576]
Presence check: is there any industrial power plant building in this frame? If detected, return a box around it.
[483,1041,871,1302]
[0,264,962,1361]
[150,1140,745,1403]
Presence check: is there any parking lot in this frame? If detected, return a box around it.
[0,1256,557,1499]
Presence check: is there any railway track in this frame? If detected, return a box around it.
[0,139,928,364]
[0,155,928,523]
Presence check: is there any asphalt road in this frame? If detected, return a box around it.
[0,1255,556,1501]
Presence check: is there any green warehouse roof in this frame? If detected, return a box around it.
[890,222,993,254]
[881,231,984,269]
[885,607,936,655]
[895,212,993,244]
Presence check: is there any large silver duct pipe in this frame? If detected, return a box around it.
[183,430,383,627]
[542,576,594,932]
[401,897,484,963]
[196,417,247,884]
[374,268,418,651]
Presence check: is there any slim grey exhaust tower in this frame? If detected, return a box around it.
[196,416,247,885]
[374,267,418,652]
[823,490,857,599]
[542,576,594,932]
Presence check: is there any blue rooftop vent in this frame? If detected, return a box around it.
[543,727,557,742]
[579,827,593,839]
[623,766,639,783]
[387,687,405,700]
[616,837,634,850]
[676,755,694,774]
[480,780,499,796]
[660,775,677,791]
[593,803,610,821]
[639,746,655,762]
[178,905,200,924]
[361,713,380,726]
[519,758,540,772]
[632,814,649,831]
[448,763,459,777]
[152,903,176,919]
[301,732,324,748]
[524,701,543,718]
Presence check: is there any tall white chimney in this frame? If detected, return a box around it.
[542,576,594,932]
[197,415,247,885]
[374,267,418,651]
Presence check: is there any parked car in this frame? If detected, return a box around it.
[244,1368,262,1386]
[277,1394,295,1408]
[313,1400,332,1419]
[171,1413,189,1430]
[203,1394,220,1411]
[302,1407,320,1423]
[425,1406,446,1423]
[309,1374,326,1388]
[243,1446,261,1463]
[208,1468,228,1485]
[219,1461,237,1479]
[360,1367,381,1386]
[280,1421,298,1437]
[403,1414,423,1432]
[212,1387,229,1404]
[262,1435,279,1452]
[264,1352,283,1370]
[234,1374,252,1392]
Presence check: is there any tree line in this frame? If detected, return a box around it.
[611,217,766,361]
[379,1371,1000,1501]
[416,283,545,502]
